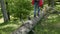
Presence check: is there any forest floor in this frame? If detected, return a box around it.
[0,5,60,34]
[34,5,60,34]
[34,13,60,34]
[0,13,60,34]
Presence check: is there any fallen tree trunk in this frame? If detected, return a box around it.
[56,2,60,5]
[11,6,51,34]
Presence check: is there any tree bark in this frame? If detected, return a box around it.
[47,0,51,6]
[51,0,55,7]
[6,2,10,20]
[0,0,8,22]
[47,0,55,7]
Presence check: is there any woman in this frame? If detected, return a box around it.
[32,0,43,17]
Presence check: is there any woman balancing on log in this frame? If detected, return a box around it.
[32,0,43,17]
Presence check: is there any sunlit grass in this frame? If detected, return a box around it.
[0,18,4,23]
[0,24,19,29]
[0,16,22,34]
[0,20,22,34]
[34,13,60,34]
[48,14,58,19]
[56,5,60,7]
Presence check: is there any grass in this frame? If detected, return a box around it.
[33,5,60,34]
[0,19,22,34]
[0,18,4,23]
[34,12,60,34]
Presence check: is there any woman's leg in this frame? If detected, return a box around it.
[38,6,40,16]
[34,2,37,17]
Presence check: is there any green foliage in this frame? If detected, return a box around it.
[5,0,33,19]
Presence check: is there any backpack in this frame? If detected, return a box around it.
[32,0,44,7]
[39,0,44,7]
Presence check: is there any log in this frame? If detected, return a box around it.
[55,1,60,5]
[11,6,51,34]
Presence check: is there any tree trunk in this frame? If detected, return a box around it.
[47,0,51,6]
[47,0,55,7]
[6,2,10,20]
[0,0,8,22]
[51,0,54,7]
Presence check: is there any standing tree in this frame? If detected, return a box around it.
[47,0,51,6]
[51,0,55,7]
[47,0,55,7]
[0,0,9,22]
[6,1,10,20]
